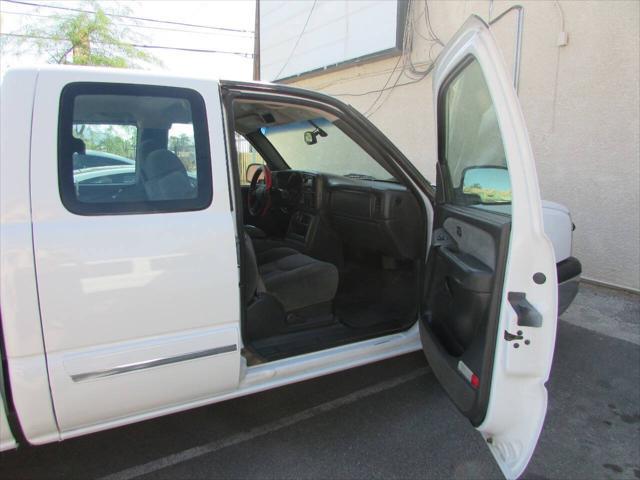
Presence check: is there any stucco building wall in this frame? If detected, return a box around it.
[287,0,640,291]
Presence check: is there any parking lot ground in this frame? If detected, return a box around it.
[0,283,638,479]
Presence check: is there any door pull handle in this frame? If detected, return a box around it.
[507,292,543,328]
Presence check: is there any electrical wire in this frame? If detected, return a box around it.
[332,76,430,98]
[0,8,254,37]
[306,58,434,92]
[359,1,418,115]
[0,32,253,57]
[407,1,439,77]
[0,0,253,34]
[359,0,440,117]
[273,0,317,80]
[423,0,443,46]
[554,0,565,32]
[361,54,403,117]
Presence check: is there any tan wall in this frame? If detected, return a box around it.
[290,0,640,291]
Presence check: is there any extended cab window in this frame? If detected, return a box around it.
[59,83,212,215]
[441,58,511,213]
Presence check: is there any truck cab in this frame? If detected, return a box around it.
[1,17,576,478]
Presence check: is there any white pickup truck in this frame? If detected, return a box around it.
[0,17,581,479]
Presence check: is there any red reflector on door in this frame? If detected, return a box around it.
[457,361,480,389]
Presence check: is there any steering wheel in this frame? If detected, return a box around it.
[248,165,273,216]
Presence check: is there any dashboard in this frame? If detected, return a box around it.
[273,170,320,211]
[273,170,422,260]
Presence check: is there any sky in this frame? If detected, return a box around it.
[0,0,256,79]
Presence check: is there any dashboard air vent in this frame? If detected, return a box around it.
[373,195,382,217]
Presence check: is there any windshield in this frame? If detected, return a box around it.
[262,118,396,181]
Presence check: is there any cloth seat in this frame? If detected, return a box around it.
[243,233,338,313]
[256,246,300,265]
[259,251,338,312]
[140,149,195,201]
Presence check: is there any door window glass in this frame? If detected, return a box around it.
[441,58,511,211]
[72,124,137,174]
[235,133,265,185]
[168,123,197,178]
[58,84,212,215]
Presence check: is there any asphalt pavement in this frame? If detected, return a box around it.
[0,283,638,479]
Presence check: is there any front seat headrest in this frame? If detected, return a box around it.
[139,139,162,161]
[141,149,186,180]
[70,137,86,155]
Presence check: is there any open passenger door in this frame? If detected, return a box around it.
[420,16,557,479]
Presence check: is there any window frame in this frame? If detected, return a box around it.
[58,82,213,216]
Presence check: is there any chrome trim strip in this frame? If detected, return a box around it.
[70,344,237,382]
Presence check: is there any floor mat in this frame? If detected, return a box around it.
[335,263,418,329]
[250,260,420,361]
[250,321,408,361]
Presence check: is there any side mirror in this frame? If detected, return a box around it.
[245,163,264,183]
[461,166,511,204]
[304,131,317,145]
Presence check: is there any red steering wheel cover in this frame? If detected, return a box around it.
[262,167,272,216]
[264,165,272,190]
[248,165,272,216]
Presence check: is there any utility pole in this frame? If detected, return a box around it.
[253,0,260,80]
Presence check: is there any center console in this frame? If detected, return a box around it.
[279,172,342,267]
[286,173,318,245]
[288,211,314,242]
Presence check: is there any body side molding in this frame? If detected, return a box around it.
[70,344,238,382]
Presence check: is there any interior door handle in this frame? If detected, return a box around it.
[507,292,543,328]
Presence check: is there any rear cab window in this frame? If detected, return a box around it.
[58,83,212,215]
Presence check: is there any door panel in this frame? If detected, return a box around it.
[421,16,557,479]
[50,326,238,431]
[422,205,510,419]
[30,70,241,434]
[443,217,496,269]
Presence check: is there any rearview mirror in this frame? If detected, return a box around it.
[245,163,264,183]
[461,166,511,204]
[304,131,317,145]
